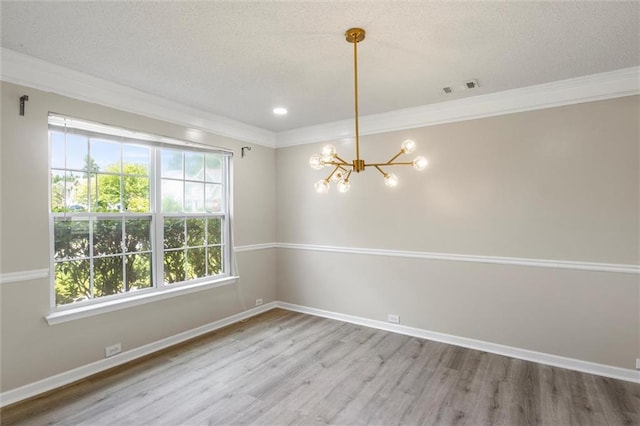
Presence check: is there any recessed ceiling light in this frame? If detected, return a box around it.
[273,107,288,116]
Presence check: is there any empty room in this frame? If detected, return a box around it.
[0,1,638,425]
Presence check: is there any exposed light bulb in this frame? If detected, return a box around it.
[309,154,324,170]
[413,156,428,171]
[401,139,416,154]
[314,179,330,194]
[331,171,344,183]
[337,179,350,193]
[384,173,399,188]
[321,144,337,159]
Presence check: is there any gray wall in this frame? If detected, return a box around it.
[276,96,640,369]
[1,80,638,394]
[0,82,277,392]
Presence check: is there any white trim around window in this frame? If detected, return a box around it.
[45,275,238,325]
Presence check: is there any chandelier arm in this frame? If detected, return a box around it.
[373,165,388,177]
[324,160,350,167]
[324,165,342,181]
[368,162,413,167]
[385,150,405,164]
[344,170,352,181]
[333,154,350,165]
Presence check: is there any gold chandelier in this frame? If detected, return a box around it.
[310,27,428,193]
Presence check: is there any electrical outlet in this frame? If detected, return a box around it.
[636,358,640,370]
[105,343,122,358]
[387,314,400,324]
[255,298,263,306]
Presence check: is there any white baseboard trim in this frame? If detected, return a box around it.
[0,268,49,285]
[276,302,640,384]
[0,301,277,408]
[276,242,640,275]
[2,299,637,408]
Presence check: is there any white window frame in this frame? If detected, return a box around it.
[46,114,236,324]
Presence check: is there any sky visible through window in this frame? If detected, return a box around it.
[51,132,150,172]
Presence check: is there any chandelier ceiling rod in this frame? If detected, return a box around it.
[350,28,362,165]
[309,27,428,193]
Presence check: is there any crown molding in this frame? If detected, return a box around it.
[2,48,637,150]
[0,48,276,148]
[275,66,640,148]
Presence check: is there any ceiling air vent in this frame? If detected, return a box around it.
[464,79,479,89]
[442,86,454,94]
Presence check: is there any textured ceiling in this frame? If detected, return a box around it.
[1,1,638,132]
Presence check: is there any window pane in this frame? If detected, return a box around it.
[55,260,91,305]
[205,153,222,183]
[161,149,183,179]
[205,184,222,213]
[51,132,65,169]
[51,169,67,212]
[187,248,206,279]
[54,218,89,260]
[124,176,149,212]
[186,218,206,246]
[162,179,183,212]
[207,217,222,245]
[185,152,204,181]
[126,253,152,290]
[125,218,151,252]
[207,246,222,275]
[185,182,204,213]
[67,171,88,211]
[91,139,121,171]
[93,219,123,256]
[94,256,124,297]
[66,133,88,170]
[123,144,150,175]
[164,250,185,284]
[94,173,121,212]
[163,218,185,249]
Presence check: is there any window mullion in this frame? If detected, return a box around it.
[89,217,95,300]
[122,218,127,293]
[223,155,231,276]
[153,147,164,288]
[120,144,126,293]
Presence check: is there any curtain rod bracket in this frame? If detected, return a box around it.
[19,95,29,116]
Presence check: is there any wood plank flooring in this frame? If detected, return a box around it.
[1,308,639,425]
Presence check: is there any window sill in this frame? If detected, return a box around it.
[45,276,238,325]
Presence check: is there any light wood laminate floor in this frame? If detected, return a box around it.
[2,308,639,425]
